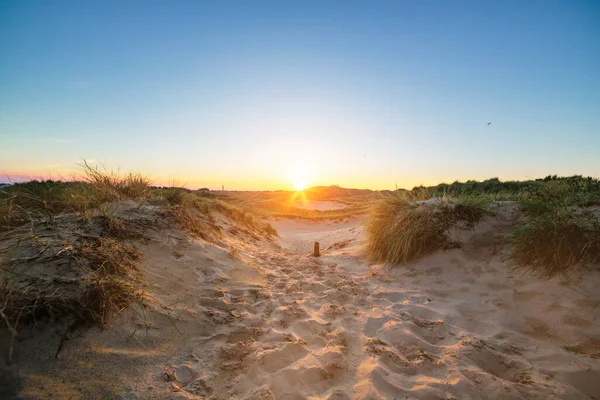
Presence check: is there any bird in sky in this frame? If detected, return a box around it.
[487,122,492,125]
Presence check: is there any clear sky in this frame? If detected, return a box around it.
[1,1,599,190]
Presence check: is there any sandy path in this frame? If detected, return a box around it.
[196,215,600,399]
[5,211,600,399]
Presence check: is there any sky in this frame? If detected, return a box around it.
[1,0,599,190]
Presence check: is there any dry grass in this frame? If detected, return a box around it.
[166,203,220,240]
[216,201,278,237]
[1,161,151,231]
[366,192,491,264]
[77,237,141,276]
[0,215,144,327]
[0,166,285,365]
[0,164,152,362]
[79,160,151,202]
[154,187,278,240]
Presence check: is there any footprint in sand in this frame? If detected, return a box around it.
[258,343,309,373]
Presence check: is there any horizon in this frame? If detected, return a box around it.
[2,1,599,190]
[1,169,595,193]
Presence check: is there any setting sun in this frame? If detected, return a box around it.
[290,165,313,192]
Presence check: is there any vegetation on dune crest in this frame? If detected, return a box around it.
[0,213,145,363]
[79,160,151,202]
[508,178,600,276]
[507,207,600,277]
[157,186,277,239]
[368,175,600,276]
[1,162,151,230]
[0,164,278,364]
[366,192,491,264]
[410,175,600,202]
[517,178,600,216]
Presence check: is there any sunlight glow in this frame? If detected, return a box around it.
[289,164,314,192]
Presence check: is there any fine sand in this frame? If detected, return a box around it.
[292,200,349,211]
[2,205,600,399]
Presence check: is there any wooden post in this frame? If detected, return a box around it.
[314,242,320,257]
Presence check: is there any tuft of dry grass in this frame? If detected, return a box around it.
[1,162,151,231]
[166,203,219,240]
[155,188,278,240]
[159,187,193,206]
[77,237,141,276]
[0,274,142,328]
[81,276,142,324]
[366,192,490,264]
[215,201,278,237]
[79,160,151,202]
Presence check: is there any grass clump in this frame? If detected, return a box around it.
[366,192,490,264]
[77,238,141,275]
[507,179,600,276]
[0,181,85,229]
[154,188,221,239]
[507,208,600,277]
[80,160,151,202]
[216,201,278,237]
[1,162,151,231]
[81,276,142,324]
[160,187,192,206]
[0,274,141,328]
[518,179,600,217]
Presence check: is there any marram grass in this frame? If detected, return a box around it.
[508,207,600,277]
[366,192,490,264]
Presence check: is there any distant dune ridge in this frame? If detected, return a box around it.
[1,174,600,398]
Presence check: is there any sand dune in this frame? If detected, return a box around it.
[293,200,348,211]
[2,204,600,399]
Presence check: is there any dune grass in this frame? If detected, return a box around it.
[410,175,600,202]
[366,192,491,264]
[508,179,600,276]
[80,160,151,201]
[153,186,271,239]
[507,207,600,277]
[1,162,151,231]
[0,164,152,360]
[517,178,600,217]
[367,175,600,274]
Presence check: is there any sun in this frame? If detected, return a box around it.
[289,164,313,192]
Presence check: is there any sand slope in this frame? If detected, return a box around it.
[2,206,600,399]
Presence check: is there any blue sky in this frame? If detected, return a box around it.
[1,0,599,189]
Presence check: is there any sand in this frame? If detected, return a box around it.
[2,204,600,399]
[293,200,348,211]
